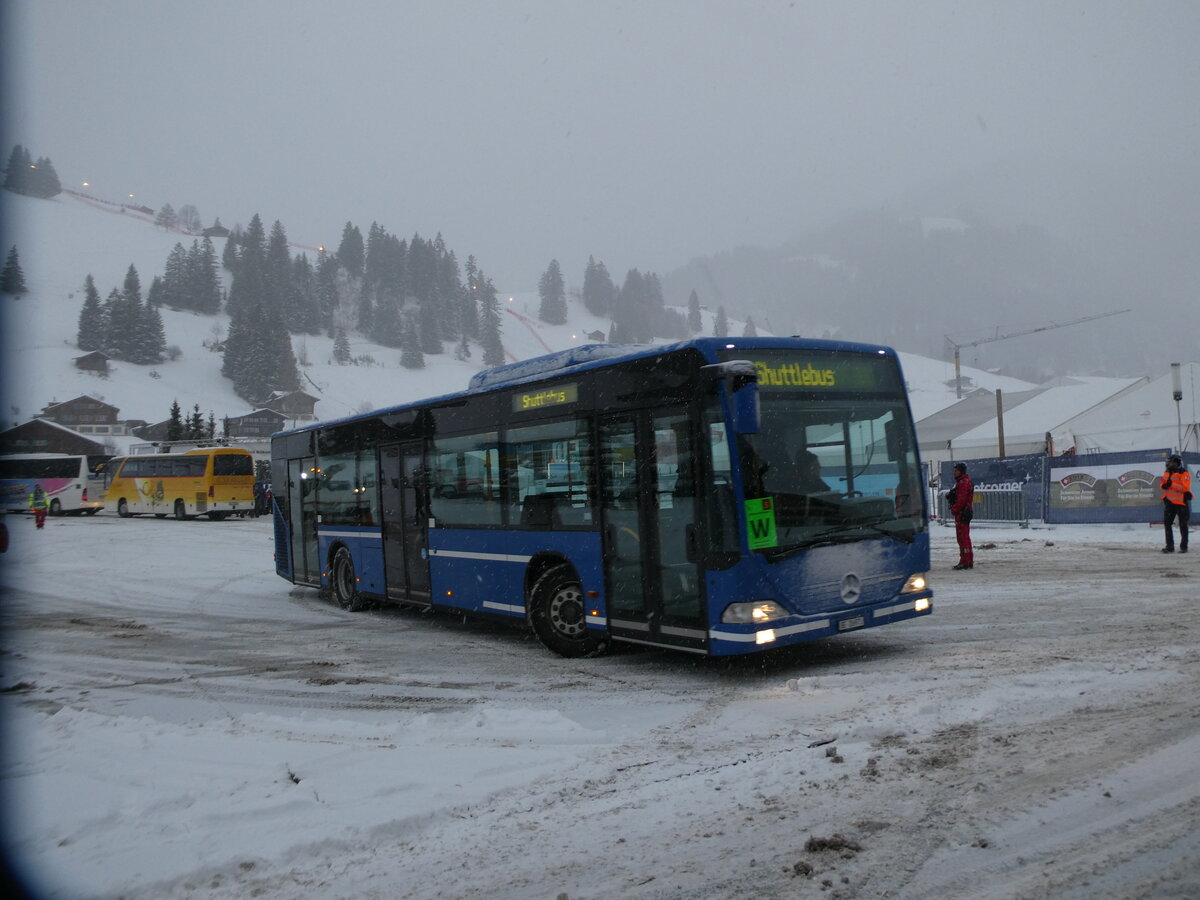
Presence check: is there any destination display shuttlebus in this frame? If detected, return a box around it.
[746,352,899,392]
[512,382,579,413]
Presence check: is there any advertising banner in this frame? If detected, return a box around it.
[1045,449,1194,523]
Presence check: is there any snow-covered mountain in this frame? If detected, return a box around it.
[1,189,1033,450]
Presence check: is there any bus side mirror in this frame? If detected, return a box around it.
[731,379,760,434]
[702,360,760,435]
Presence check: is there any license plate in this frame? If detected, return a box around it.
[837,615,865,632]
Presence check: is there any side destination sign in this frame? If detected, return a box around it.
[513,382,579,412]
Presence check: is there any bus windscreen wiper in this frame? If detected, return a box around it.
[764,517,914,562]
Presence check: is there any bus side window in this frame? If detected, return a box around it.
[506,417,592,528]
[430,432,501,526]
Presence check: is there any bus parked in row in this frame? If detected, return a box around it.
[270,338,933,657]
[0,453,106,516]
[100,447,255,520]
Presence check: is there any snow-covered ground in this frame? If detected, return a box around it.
[1,512,1197,899]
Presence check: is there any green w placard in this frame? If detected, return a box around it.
[744,497,778,549]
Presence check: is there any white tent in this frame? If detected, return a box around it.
[945,376,1146,459]
[917,376,1145,467]
[1062,362,1200,455]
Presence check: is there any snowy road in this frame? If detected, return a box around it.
[1,514,1197,899]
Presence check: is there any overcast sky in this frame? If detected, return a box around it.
[5,0,1197,291]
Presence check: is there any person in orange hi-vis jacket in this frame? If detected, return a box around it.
[1160,454,1191,554]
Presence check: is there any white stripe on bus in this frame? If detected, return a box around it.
[709,619,830,642]
[318,530,382,541]
[872,599,921,619]
[428,549,533,563]
[482,600,526,614]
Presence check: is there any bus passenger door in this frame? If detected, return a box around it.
[600,412,706,652]
[288,457,320,584]
[381,443,431,604]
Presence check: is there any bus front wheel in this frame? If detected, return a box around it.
[331,547,369,612]
[529,564,608,658]
[117,499,131,518]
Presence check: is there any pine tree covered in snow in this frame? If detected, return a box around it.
[713,306,728,337]
[190,237,222,315]
[582,256,615,318]
[687,289,702,334]
[476,272,505,367]
[537,259,567,325]
[222,215,300,403]
[290,253,322,334]
[226,215,267,321]
[332,327,351,364]
[2,145,31,193]
[4,146,61,198]
[160,244,188,308]
[166,400,184,441]
[2,245,28,295]
[461,256,481,342]
[137,297,166,364]
[186,404,207,439]
[400,316,425,369]
[30,156,61,198]
[76,275,104,350]
[155,204,178,230]
[612,269,651,343]
[337,222,365,278]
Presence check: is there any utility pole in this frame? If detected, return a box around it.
[1171,362,1183,453]
[945,309,1131,399]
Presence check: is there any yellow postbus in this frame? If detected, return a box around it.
[101,448,255,520]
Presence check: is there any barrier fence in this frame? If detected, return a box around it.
[937,490,1028,526]
[936,449,1200,525]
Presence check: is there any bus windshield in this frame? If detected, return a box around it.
[729,349,924,557]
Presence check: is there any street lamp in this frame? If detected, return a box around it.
[1170,362,1183,453]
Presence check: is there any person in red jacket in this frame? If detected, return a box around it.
[948,462,974,569]
[1160,454,1191,553]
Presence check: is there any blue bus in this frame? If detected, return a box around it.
[270,338,932,657]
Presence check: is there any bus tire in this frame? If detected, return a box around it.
[207,511,227,521]
[49,499,62,516]
[117,499,131,518]
[529,564,608,658]
[331,546,369,612]
[174,499,189,521]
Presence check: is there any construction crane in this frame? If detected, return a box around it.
[945,309,1130,398]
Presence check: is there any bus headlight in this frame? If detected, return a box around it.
[901,573,928,594]
[722,600,787,624]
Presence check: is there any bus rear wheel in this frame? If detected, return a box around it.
[530,564,608,658]
[174,500,189,520]
[331,547,369,612]
[49,499,63,516]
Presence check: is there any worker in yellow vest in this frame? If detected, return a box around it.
[28,484,50,530]
[1160,454,1191,553]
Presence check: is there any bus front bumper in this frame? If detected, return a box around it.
[706,592,932,655]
